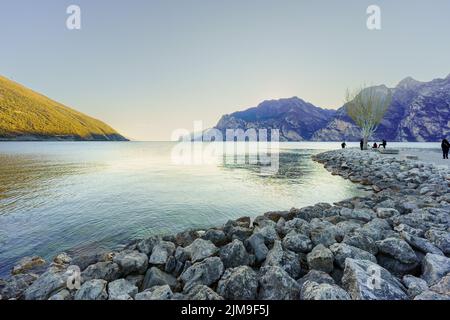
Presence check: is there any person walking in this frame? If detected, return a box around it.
[442,138,450,159]
[380,139,387,149]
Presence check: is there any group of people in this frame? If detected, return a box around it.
[341,138,449,160]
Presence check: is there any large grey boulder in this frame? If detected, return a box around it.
[253,225,279,245]
[414,291,450,300]
[425,229,450,255]
[263,240,301,279]
[48,289,72,300]
[258,266,300,300]
[340,208,374,222]
[421,253,450,286]
[219,239,250,268]
[297,270,335,288]
[217,266,258,300]
[74,279,108,300]
[184,239,218,263]
[81,261,121,282]
[185,285,224,300]
[300,281,351,300]
[279,218,312,237]
[136,236,160,255]
[341,258,408,300]
[202,229,227,246]
[342,233,378,255]
[282,231,313,253]
[329,243,377,269]
[246,233,269,264]
[401,232,444,255]
[306,244,334,273]
[24,266,74,300]
[149,241,176,265]
[180,257,224,291]
[310,226,338,247]
[402,275,428,298]
[107,279,138,300]
[142,267,178,290]
[113,250,148,275]
[429,274,450,295]
[135,285,173,300]
[376,238,418,264]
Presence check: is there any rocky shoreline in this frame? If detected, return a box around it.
[1,149,449,300]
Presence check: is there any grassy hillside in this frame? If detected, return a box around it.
[0,76,127,141]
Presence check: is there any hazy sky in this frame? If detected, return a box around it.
[1,0,449,140]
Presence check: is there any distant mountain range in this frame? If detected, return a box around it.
[0,76,127,141]
[214,74,450,142]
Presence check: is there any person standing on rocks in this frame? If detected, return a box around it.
[380,139,387,149]
[442,138,450,159]
[360,139,364,150]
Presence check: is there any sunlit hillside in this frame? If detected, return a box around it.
[0,76,127,141]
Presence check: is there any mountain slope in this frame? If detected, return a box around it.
[214,74,450,142]
[215,97,337,141]
[0,76,127,141]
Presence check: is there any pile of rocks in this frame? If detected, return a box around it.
[1,149,449,300]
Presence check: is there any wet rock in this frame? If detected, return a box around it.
[219,239,250,268]
[0,273,38,300]
[142,267,178,291]
[227,226,253,242]
[135,285,173,300]
[421,253,450,286]
[136,236,160,255]
[258,266,300,300]
[341,258,408,300]
[246,233,269,264]
[306,244,334,273]
[329,243,377,269]
[113,250,148,275]
[149,241,176,265]
[376,254,419,277]
[175,230,200,247]
[24,265,74,300]
[81,261,121,282]
[53,253,72,266]
[71,251,109,271]
[74,279,108,300]
[180,257,224,291]
[282,231,313,254]
[202,229,227,246]
[402,275,429,298]
[12,256,46,275]
[263,240,301,279]
[108,279,138,300]
[184,285,223,300]
[217,266,258,300]
[264,211,292,222]
[300,281,351,300]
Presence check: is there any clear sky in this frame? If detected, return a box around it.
[1,0,449,140]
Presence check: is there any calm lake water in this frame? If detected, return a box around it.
[0,141,441,277]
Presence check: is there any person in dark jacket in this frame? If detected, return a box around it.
[360,139,364,150]
[442,139,450,159]
[341,141,347,149]
[379,139,387,149]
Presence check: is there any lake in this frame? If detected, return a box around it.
[0,141,442,277]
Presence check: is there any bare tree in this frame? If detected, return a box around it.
[345,86,392,150]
